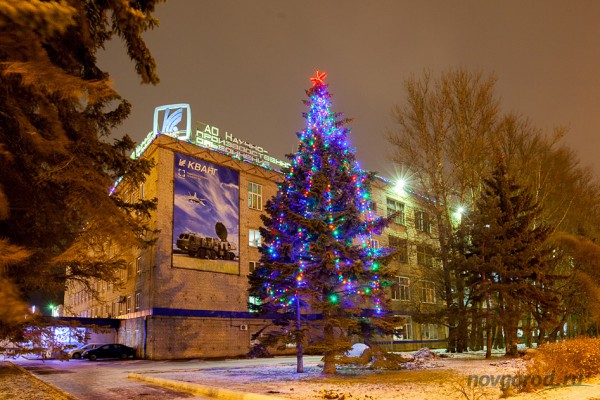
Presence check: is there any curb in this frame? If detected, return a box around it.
[8,362,79,400]
[128,372,288,400]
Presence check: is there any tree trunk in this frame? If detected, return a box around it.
[442,243,458,353]
[485,321,492,359]
[493,323,504,350]
[483,272,492,359]
[455,268,468,352]
[523,313,532,348]
[322,323,337,374]
[505,296,520,357]
[469,304,480,351]
[296,295,304,373]
[537,327,546,345]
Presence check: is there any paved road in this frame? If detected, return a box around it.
[13,356,322,400]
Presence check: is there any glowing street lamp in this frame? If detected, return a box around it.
[394,179,406,195]
[48,304,59,317]
[453,206,465,222]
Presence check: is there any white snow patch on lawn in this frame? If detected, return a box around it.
[138,350,600,400]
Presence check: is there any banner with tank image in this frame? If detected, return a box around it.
[172,152,240,274]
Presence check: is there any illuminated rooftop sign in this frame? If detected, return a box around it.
[153,103,192,141]
[131,104,290,171]
[195,122,290,169]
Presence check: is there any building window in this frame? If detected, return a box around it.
[249,296,261,313]
[415,210,431,233]
[393,316,412,340]
[370,239,379,248]
[139,183,144,200]
[417,245,435,268]
[118,301,124,316]
[421,281,436,304]
[249,229,262,247]
[135,292,141,311]
[388,235,408,263]
[248,182,262,210]
[392,276,410,301]
[136,256,142,275]
[421,323,439,340]
[105,304,110,318]
[126,296,132,313]
[370,201,379,215]
[386,198,405,225]
[249,261,259,274]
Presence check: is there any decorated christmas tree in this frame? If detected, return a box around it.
[249,71,393,374]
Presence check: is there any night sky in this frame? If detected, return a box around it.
[98,0,600,181]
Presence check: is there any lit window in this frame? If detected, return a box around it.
[393,316,412,340]
[139,183,144,200]
[126,296,132,313]
[249,229,262,247]
[249,261,259,274]
[135,292,141,311]
[421,281,436,304]
[248,182,263,210]
[136,256,142,275]
[249,296,261,313]
[388,235,408,263]
[415,210,431,233]
[386,198,405,225]
[392,276,410,301]
[421,323,439,340]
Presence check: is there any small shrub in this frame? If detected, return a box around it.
[521,336,600,391]
[451,376,492,400]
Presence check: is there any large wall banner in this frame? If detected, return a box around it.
[172,153,240,274]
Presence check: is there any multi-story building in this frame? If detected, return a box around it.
[370,178,446,351]
[64,106,446,359]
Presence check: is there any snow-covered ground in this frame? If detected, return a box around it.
[139,350,600,400]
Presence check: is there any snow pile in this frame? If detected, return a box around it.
[413,347,439,360]
[345,343,369,358]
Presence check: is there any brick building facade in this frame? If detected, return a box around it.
[64,133,446,359]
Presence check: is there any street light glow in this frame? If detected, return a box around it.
[394,179,406,195]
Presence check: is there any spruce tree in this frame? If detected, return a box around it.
[0,1,160,338]
[249,71,392,374]
[467,162,559,356]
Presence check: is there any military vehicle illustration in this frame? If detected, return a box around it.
[176,222,237,260]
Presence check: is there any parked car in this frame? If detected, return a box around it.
[67,343,105,359]
[82,344,135,361]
